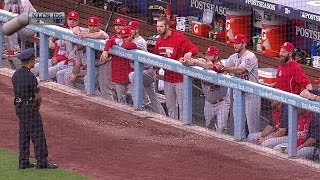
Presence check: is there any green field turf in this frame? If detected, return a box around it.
[0,148,88,180]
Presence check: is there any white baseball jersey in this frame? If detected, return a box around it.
[55,40,67,56]
[78,27,109,39]
[224,50,259,83]
[4,0,36,13]
[132,36,152,70]
[133,36,148,52]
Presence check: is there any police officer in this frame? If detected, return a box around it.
[12,48,58,169]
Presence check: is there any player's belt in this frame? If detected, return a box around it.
[209,99,223,105]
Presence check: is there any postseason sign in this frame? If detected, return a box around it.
[28,12,65,25]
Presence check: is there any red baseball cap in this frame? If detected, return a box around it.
[315,78,320,84]
[234,34,248,44]
[67,11,79,20]
[128,21,139,30]
[204,46,220,56]
[114,18,126,26]
[281,42,295,53]
[120,26,132,38]
[87,16,100,26]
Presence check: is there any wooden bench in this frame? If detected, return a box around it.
[30,0,320,83]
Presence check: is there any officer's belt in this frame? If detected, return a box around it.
[14,97,36,104]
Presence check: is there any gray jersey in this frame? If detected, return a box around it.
[76,49,86,66]
[196,58,227,103]
[132,36,152,69]
[201,81,227,103]
[225,50,259,83]
[65,41,77,59]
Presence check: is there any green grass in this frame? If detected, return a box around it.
[0,148,88,180]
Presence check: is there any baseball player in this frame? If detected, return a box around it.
[101,26,137,103]
[272,42,313,133]
[179,46,230,133]
[63,44,86,90]
[110,18,127,39]
[70,16,112,100]
[47,11,79,82]
[273,107,320,158]
[154,17,199,121]
[3,0,36,55]
[275,42,312,94]
[31,38,68,76]
[53,11,82,85]
[127,21,166,115]
[300,78,320,102]
[216,34,261,137]
[247,108,288,148]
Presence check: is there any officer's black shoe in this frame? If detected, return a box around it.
[36,163,58,169]
[19,162,36,169]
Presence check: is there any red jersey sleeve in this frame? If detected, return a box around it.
[180,34,199,56]
[104,38,116,51]
[293,65,311,89]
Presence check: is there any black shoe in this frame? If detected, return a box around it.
[36,163,58,169]
[19,162,36,169]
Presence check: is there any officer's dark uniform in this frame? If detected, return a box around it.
[12,48,57,169]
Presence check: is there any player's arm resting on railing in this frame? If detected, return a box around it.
[72,26,82,36]
[220,66,246,74]
[100,38,117,62]
[80,30,109,39]
[300,89,319,101]
[220,57,249,74]
[179,57,212,69]
[181,35,199,59]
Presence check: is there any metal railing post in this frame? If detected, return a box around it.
[183,75,193,124]
[0,23,3,68]
[233,90,246,140]
[133,61,143,110]
[39,33,49,81]
[288,105,297,157]
[86,46,95,95]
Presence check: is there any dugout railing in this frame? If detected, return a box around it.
[0,10,319,157]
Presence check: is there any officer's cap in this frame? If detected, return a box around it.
[16,48,35,62]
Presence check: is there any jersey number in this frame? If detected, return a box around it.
[240,74,249,80]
